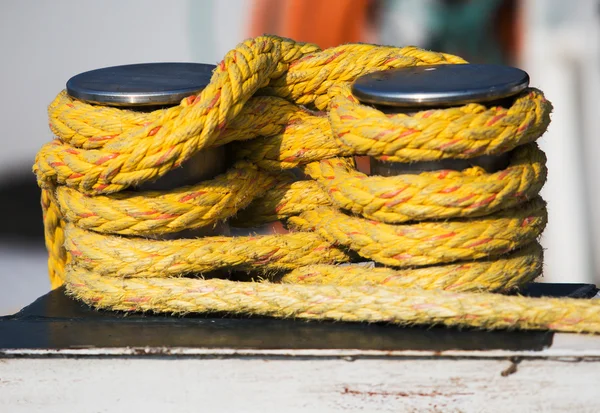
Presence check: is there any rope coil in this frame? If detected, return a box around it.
[34,35,600,334]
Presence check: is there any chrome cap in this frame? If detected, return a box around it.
[352,64,529,108]
[66,62,216,106]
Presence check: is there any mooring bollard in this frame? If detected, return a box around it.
[351,64,529,176]
[66,62,230,238]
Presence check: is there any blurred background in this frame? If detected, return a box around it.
[0,0,598,314]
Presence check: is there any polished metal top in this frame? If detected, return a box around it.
[352,64,529,107]
[66,62,216,106]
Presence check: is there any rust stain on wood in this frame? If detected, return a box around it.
[341,387,473,398]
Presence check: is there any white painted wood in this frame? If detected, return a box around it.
[0,356,598,413]
[2,334,599,411]
[3,345,600,359]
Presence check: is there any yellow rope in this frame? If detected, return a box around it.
[289,198,546,267]
[64,224,350,277]
[34,35,600,333]
[303,144,547,223]
[54,162,277,235]
[283,243,543,293]
[328,84,550,162]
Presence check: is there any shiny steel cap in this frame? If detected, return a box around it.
[66,62,216,107]
[352,64,529,108]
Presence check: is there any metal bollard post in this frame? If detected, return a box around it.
[66,62,230,237]
[351,64,530,176]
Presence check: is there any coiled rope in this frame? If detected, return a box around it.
[34,36,600,333]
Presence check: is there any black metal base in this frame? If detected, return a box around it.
[0,283,597,352]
